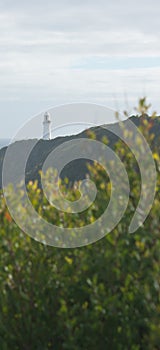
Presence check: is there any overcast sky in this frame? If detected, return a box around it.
[0,0,160,138]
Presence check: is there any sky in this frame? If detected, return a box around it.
[0,0,160,138]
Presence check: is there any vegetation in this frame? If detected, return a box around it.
[0,99,160,349]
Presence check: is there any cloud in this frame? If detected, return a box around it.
[0,0,160,137]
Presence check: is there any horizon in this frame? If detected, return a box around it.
[0,112,156,149]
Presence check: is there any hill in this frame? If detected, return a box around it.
[0,114,160,189]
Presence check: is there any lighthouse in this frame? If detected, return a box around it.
[43,112,51,140]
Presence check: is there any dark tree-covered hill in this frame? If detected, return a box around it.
[0,114,160,189]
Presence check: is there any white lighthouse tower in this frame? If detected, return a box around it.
[43,112,51,140]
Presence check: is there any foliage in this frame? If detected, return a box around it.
[0,100,160,349]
